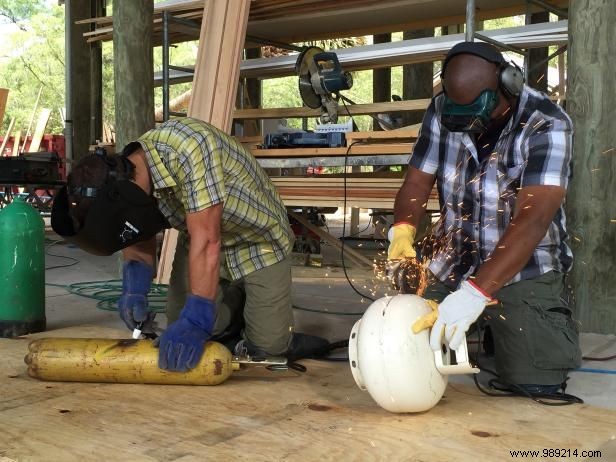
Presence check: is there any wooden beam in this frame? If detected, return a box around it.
[155,0,251,285]
[234,99,431,120]
[288,210,374,269]
[113,0,154,152]
[566,0,616,334]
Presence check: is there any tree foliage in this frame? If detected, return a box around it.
[0,3,65,134]
[0,0,42,29]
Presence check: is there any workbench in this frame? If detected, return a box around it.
[1,326,615,461]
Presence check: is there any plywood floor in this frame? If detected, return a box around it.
[1,326,615,462]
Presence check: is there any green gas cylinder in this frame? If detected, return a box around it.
[0,197,46,337]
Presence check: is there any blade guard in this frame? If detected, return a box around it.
[434,335,479,375]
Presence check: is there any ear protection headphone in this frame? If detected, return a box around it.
[497,61,525,98]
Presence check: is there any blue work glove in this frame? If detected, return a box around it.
[158,294,216,372]
[118,260,154,331]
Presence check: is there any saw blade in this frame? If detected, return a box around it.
[296,46,324,109]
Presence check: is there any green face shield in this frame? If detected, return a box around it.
[441,89,499,133]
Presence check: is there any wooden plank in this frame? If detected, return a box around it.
[11,130,21,156]
[0,117,15,156]
[187,0,249,128]
[234,99,431,120]
[28,108,51,153]
[344,129,419,142]
[1,325,614,461]
[0,88,8,125]
[155,0,251,285]
[155,225,179,288]
[288,210,373,268]
[251,143,413,158]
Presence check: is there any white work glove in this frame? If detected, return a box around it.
[429,280,491,352]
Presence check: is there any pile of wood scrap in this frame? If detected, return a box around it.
[0,88,52,155]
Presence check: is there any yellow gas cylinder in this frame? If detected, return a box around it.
[25,338,238,385]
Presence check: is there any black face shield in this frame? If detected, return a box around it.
[51,175,169,256]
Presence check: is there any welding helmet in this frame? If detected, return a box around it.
[440,41,524,133]
[51,147,169,256]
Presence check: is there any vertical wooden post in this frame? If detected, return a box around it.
[113,0,154,152]
[372,33,391,131]
[527,11,550,93]
[90,0,104,144]
[402,29,434,125]
[566,0,616,334]
[66,0,93,161]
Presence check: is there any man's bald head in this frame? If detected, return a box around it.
[442,54,500,104]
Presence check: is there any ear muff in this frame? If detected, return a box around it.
[499,62,524,98]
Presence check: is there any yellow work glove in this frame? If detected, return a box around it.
[387,223,417,260]
[412,299,439,333]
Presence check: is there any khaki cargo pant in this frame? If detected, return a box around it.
[166,236,294,355]
[424,271,582,385]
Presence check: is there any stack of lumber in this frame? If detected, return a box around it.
[272,176,440,211]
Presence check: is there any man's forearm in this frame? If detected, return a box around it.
[393,170,434,226]
[473,214,552,297]
[188,239,220,300]
[472,185,565,297]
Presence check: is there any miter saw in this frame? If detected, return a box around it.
[296,46,353,124]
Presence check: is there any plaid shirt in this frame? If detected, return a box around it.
[136,118,292,280]
[410,86,573,288]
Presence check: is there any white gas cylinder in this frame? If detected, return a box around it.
[348,294,477,413]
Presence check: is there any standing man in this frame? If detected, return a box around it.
[388,42,581,394]
[52,117,328,372]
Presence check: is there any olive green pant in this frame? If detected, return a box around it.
[166,238,294,355]
[424,271,582,385]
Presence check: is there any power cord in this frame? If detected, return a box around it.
[45,239,79,271]
[46,279,168,313]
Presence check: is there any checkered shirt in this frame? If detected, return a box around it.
[136,118,292,280]
[410,85,573,288]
